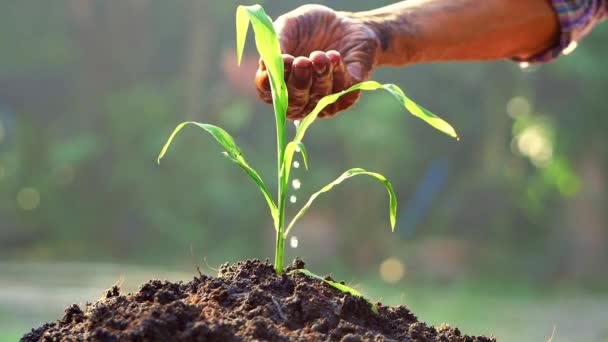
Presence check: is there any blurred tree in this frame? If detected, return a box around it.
[0,0,605,287]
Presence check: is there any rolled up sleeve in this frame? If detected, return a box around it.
[516,0,607,63]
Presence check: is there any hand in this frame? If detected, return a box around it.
[255,5,380,120]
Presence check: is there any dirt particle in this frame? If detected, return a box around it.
[105,285,120,298]
[61,304,84,324]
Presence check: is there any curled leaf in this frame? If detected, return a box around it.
[158,122,278,227]
[285,168,397,237]
[294,81,458,144]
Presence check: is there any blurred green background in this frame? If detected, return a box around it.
[1,1,607,341]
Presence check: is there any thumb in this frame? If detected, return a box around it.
[345,62,366,84]
[273,15,297,54]
[343,45,377,83]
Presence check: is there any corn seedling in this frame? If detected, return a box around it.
[158,5,457,277]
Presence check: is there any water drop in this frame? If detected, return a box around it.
[292,179,301,190]
[293,161,300,169]
[562,41,578,55]
[294,120,301,128]
[290,236,299,248]
[290,195,297,204]
[295,145,301,153]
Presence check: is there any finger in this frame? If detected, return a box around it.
[309,51,333,98]
[283,54,294,81]
[256,55,295,105]
[286,56,313,119]
[255,59,272,104]
[329,51,359,114]
[301,51,334,119]
[321,50,345,117]
[317,51,350,118]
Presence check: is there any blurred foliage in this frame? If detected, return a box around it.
[0,0,607,288]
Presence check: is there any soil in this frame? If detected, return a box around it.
[22,259,495,342]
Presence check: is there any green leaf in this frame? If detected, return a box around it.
[285,168,397,237]
[290,269,378,314]
[236,5,288,167]
[158,122,240,163]
[294,81,458,144]
[223,153,279,227]
[158,122,278,226]
[382,83,458,139]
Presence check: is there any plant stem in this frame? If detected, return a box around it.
[274,226,285,273]
[274,120,286,274]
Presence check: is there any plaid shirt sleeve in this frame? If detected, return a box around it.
[516,0,607,63]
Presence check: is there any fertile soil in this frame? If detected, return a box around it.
[22,259,495,341]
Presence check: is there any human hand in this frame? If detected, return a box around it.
[255,5,380,120]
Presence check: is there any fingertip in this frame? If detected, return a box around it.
[255,69,271,92]
[309,51,330,74]
[283,54,295,79]
[292,57,313,89]
[292,56,312,69]
[283,54,295,66]
[326,50,342,69]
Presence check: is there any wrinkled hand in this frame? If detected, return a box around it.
[255,5,380,120]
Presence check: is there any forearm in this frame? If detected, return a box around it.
[348,0,560,65]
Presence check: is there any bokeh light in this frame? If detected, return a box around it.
[379,257,406,284]
[506,96,531,118]
[17,187,41,211]
[514,124,554,167]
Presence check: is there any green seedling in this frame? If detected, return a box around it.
[158,5,457,278]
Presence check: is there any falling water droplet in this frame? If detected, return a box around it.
[290,195,297,204]
[562,41,578,55]
[293,161,300,169]
[295,145,301,153]
[290,236,299,248]
[292,179,301,190]
[294,120,301,128]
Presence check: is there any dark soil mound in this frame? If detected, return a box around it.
[22,259,495,341]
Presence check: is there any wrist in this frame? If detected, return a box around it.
[344,10,421,67]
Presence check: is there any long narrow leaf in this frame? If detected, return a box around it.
[294,81,458,145]
[290,269,378,314]
[236,5,288,166]
[284,168,397,237]
[158,122,278,226]
[382,83,458,139]
[158,122,241,162]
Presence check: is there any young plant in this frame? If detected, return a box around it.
[158,4,457,275]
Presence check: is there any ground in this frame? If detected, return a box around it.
[20,259,492,341]
[2,261,607,341]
